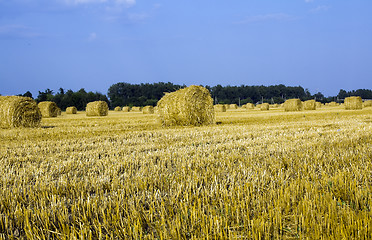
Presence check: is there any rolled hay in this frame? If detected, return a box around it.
[245,103,255,110]
[57,107,62,116]
[86,101,108,116]
[344,96,363,110]
[224,104,230,109]
[157,85,215,126]
[270,104,279,108]
[328,102,338,107]
[315,102,322,108]
[284,99,303,112]
[131,106,142,112]
[229,104,238,109]
[0,96,42,128]
[38,101,59,118]
[143,106,154,114]
[260,103,269,111]
[114,106,122,111]
[122,106,130,112]
[363,100,372,107]
[303,100,316,110]
[66,106,77,114]
[214,104,226,112]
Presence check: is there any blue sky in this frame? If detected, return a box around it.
[1,0,371,97]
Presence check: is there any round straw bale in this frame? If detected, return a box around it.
[131,106,142,112]
[363,100,372,107]
[224,104,230,109]
[303,100,316,110]
[57,107,62,115]
[328,102,338,107]
[284,99,303,111]
[38,101,59,118]
[229,104,238,109]
[66,106,77,114]
[122,106,130,112]
[260,103,269,111]
[157,85,215,126]
[214,104,226,112]
[86,101,108,116]
[315,102,322,108]
[143,106,154,114]
[245,103,255,110]
[114,106,122,111]
[0,96,41,128]
[344,96,362,110]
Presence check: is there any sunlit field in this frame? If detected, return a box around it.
[1,106,371,239]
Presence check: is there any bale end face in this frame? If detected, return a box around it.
[38,101,59,118]
[284,99,303,112]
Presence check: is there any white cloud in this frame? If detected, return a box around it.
[305,0,314,3]
[88,32,97,41]
[235,13,297,24]
[310,5,331,13]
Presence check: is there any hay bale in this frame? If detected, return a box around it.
[245,103,255,110]
[131,106,142,112]
[224,104,230,109]
[328,102,338,107]
[270,104,279,108]
[363,100,372,107]
[303,100,316,110]
[122,106,130,112]
[284,99,303,111]
[214,104,226,112]
[344,96,362,110]
[0,96,41,128]
[86,101,108,116]
[229,104,238,109]
[260,103,269,111]
[143,106,154,114]
[114,106,122,111]
[315,102,322,108]
[66,106,77,114]
[157,85,215,126]
[38,101,59,118]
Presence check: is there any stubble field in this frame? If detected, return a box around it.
[1,107,371,239]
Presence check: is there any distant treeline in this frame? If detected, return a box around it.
[14,82,372,110]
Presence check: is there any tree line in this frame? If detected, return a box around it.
[14,83,372,110]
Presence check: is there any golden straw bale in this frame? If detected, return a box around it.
[122,106,130,112]
[0,96,41,128]
[303,100,316,110]
[214,104,226,112]
[284,99,303,111]
[131,106,142,112]
[157,85,215,126]
[143,106,154,114]
[315,102,322,108]
[363,100,372,107]
[38,101,59,118]
[224,104,230,109]
[344,96,363,110]
[245,103,255,110]
[66,106,77,114]
[57,107,62,115]
[86,101,108,116]
[114,106,122,111]
[260,103,269,111]
[270,104,279,108]
[328,102,338,107]
[229,104,238,109]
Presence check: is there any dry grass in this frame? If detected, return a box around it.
[0,96,41,128]
[1,108,371,239]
